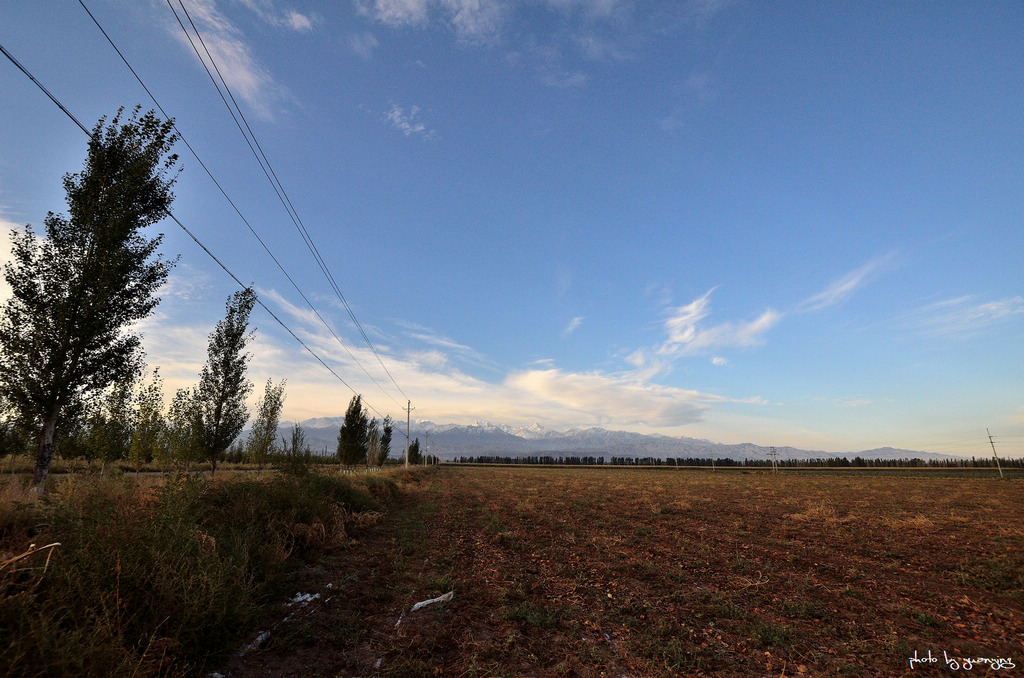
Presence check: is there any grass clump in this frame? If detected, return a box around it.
[0,469,376,677]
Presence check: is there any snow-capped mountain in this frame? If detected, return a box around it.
[287,418,953,462]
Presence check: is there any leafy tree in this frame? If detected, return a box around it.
[408,438,422,465]
[365,419,382,470]
[0,108,178,486]
[336,395,369,469]
[82,378,136,473]
[197,288,256,476]
[281,423,310,456]
[246,378,286,475]
[167,386,203,471]
[129,369,165,472]
[280,422,313,475]
[380,415,394,465]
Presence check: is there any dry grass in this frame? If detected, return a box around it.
[0,467,398,677]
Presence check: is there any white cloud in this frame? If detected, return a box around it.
[358,0,646,84]
[234,0,316,31]
[799,252,896,312]
[657,289,781,358]
[562,316,584,337]
[711,356,728,366]
[135,282,729,430]
[347,31,380,59]
[357,0,431,27]
[504,368,712,427]
[441,0,504,43]
[909,295,1024,337]
[170,0,294,119]
[286,11,314,31]
[386,103,438,139]
[159,262,211,301]
[358,0,503,42]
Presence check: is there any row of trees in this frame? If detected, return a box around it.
[453,455,1024,468]
[336,395,395,469]
[0,287,288,476]
[333,395,445,467]
[0,108,294,484]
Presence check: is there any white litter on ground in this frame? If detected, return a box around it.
[287,592,321,607]
[396,590,455,627]
[410,590,454,612]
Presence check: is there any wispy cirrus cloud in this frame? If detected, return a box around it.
[169,0,295,119]
[799,252,896,312]
[234,0,316,31]
[656,289,782,358]
[347,31,379,59]
[562,316,584,337]
[356,0,715,88]
[908,295,1024,337]
[356,0,504,43]
[385,103,438,139]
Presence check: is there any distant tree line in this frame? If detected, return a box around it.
[453,455,1024,468]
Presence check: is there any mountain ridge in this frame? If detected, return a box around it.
[284,418,957,462]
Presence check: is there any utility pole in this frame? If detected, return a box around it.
[768,447,779,474]
[424,430,428,466]
[404,400,414,468]
[987,428,1004,479]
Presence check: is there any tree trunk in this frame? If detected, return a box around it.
[33,408,59,488]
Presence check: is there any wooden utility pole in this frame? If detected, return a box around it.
[404,400,414,468]
[987,428,1004,479]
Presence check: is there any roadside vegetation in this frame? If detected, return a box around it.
[0,465,430,677]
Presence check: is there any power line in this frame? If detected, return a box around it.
[0,42,89,135]
[0,38,390,420]
[166,0,408,404]
[74,0,400,412]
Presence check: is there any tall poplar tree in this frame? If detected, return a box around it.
[336,395,369,469]
[246,378,286,475]
[0,108,178,487]
[197,287,256,476]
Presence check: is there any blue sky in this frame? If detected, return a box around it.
[1,0,1022,456]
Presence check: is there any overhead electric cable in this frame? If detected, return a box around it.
[74,0,399,411]
[0,39,388,419]
[0,42,89,135]
[167,0,409,403]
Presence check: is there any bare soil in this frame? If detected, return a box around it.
[220,466,1023,677]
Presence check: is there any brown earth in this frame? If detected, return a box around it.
[219,466,1024,677]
